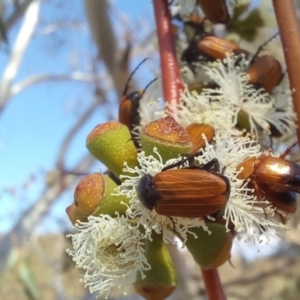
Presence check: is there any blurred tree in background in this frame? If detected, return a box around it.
[1,0,300,299]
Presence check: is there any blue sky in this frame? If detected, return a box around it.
[0,0,154,233]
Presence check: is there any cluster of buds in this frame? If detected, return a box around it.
[66,0,299,299]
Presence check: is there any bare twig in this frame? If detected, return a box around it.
[201,268,227,300]
[0,0,41,114]
[223,258,295,288]
[55,99,100,168]
[167,244,203,299]
[85,0,116,70]
[10,72,108,98]
[272,0,300,142]
[0,154,95,274]
[4,0,35,31]
[153,0,183,111]
[84,0,130,98]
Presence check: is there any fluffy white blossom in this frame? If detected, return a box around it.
[138,94,164,128]
[66,214,150,299]
[201,54,295,135]
[137,55,295,140]
[193,131,287,241]
[175,88,235,132]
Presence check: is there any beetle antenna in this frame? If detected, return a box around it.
[269,135,274,149]
[127,134,142,150]
[105,170,121,185]
[126,138,134,143]
[251,32,279,63]
[162,153,195,171]
[123,58,149,96]
[139,77,160,100]
[276,69,287,88]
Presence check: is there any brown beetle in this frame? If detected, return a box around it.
[182,34,282,92]
[118,59,157,146]
[236,144,299,218]
[119,80,157,132]
[118,58,147,132]
[247,55,283,93]
[197,0,230,24]
[181,35,248,65]
[119,90,142,133]
[237,154,300,194]
[198,36,250,60]
[137,158,230,217]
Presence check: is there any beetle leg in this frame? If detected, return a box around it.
[220,174,231,199]
[250,32,279,64]
[280,141,298,159]
[274,210,288,225]
[168,216,176,231]
[209,207,224,219]
[162,153,197,171]
[251,180,271,218]
[200,158,221,173]
[187,158,223,174]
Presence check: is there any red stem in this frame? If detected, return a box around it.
[201,268,227,300]
[153,0,183,113]
[153,2,226,298]
[272,0,300,143]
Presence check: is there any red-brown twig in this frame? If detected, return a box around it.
[153,1,226,299]
[272,0,300,143]
[153,0,183,114]
[201,268,227,300]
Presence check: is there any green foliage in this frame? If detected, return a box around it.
[227,4,264,41]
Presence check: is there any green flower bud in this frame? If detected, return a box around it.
[237,109,251,132]
[181,223,232,270]
[66,173,128,225]
[86,122,139,177]
[134,233,177,300]
[188,83,204,94]
[140,116,192,162]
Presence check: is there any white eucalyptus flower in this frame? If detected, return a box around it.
[66,214,150,299]
[202,54,295,135]
[194,131,287,240]
[175,88,235,132]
